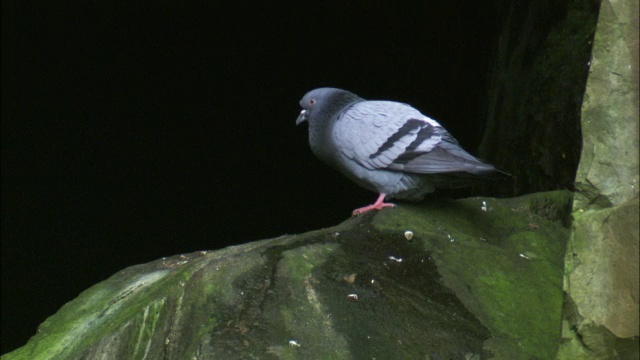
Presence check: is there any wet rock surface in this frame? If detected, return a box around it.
[4,191,571,360]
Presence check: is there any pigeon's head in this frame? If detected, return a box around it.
[296,88,363,125]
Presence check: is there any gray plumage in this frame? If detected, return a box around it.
[296,87,500,214]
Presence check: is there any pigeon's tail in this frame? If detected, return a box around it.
[425,168,511,189]
[411,141,512,189]
[467,167,512,185]
[391,143,500,175]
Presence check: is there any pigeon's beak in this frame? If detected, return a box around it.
[296,109,307,125]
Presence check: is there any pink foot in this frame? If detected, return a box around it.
[352,193,396,216]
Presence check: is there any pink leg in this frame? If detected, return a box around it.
[352,193,396,216]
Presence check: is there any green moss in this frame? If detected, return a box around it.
[372,191,571,359]
[275,244,352,359]
[4,253,228,360]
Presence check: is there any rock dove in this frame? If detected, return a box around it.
[296,87,502,216]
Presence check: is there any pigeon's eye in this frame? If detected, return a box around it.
[309,98,316,106]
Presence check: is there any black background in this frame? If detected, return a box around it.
[1,2,500,353]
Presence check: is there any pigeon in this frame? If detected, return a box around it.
[296,87,503,216]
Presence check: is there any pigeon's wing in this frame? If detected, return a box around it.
[333,101,443,170]
[333,101,495,174]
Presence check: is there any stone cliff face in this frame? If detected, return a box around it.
[558,0,640,358]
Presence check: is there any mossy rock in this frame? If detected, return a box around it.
[3,191,571,360]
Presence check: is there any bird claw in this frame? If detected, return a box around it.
[351,202,395,216]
